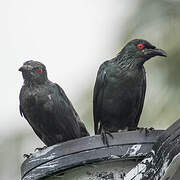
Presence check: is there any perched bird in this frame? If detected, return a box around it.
[93,39,167,144]
[19,60,89,147]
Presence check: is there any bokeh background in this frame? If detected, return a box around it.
[0,0,180,179]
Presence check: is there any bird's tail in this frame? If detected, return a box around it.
[78,121,90,137]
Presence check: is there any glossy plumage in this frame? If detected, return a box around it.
[19,60,89,146]
[93,39,167,139]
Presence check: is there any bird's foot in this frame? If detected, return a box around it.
[101,130,114,146]
[138,127,154,136]
[120,172,126,178]
[118,127,129,132]
[35,146,47,152]
[23,153,32,158]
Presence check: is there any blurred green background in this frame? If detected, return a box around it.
[1,0,180,179]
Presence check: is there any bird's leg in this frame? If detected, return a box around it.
[138,127,154,136]
[101,129,114,146]
[23,153,32,158]
[35,146,47,152]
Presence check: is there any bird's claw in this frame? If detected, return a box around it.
[35,146,47,152]
[101,130,114,146]
[23,153,32,158]
[138,127,154,136]
[120,172,126,178]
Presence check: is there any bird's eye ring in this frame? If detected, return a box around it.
[137,43,143,50]
[37,69,43,75]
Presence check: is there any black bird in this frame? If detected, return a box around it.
[19,60,89,146]
[93,39,167,145]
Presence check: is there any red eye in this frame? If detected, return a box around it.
[37,69,43,75]
[137,43,143,50]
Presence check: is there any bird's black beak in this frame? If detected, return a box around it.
[19,66,24,72]
[19,65,33,72]
[151,48,167,57]
[144,48,167,58]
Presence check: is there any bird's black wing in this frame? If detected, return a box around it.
[55,83,89,137]
[134,67,146,127]
[55,83,79,120]
[48,83,81,139]
[93,61,108,134]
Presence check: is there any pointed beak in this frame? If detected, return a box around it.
[19,65,33,72]
[18,66,24,72]
[151,48,167,57]
[144,48,167,58]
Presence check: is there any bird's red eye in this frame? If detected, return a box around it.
[137,43,143,50]
[37,69,43,75]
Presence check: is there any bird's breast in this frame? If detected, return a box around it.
[104,69,144,106]
[21,86,53,107]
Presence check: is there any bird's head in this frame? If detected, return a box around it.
[117,39,167,67]
[19,60,48,85]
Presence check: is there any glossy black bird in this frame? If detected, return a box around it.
[93,39,167,144]
[19,60,89,146]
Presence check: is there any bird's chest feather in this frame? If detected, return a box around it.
[105,68,144,101]
[108,68,141,87]
[21,86,53,111]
